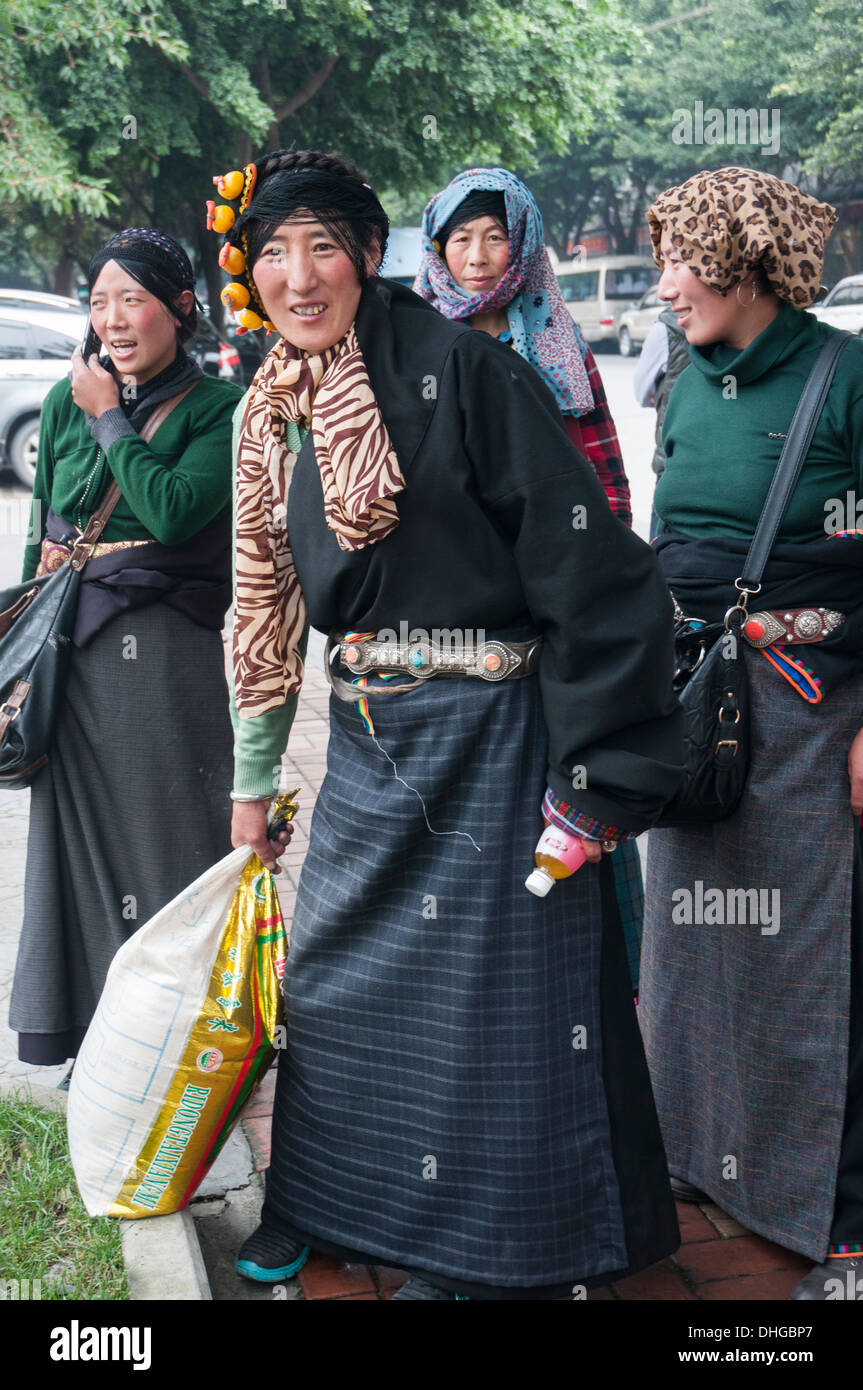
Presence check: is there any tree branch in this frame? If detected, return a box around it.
[179,62,210,99]
[257,59,281,149]
[642,7,712,33]
[273,52,340,121]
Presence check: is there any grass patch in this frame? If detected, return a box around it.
[0,1092,128,1300]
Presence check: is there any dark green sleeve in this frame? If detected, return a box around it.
[101,384,240,546]
[21,380,63,581]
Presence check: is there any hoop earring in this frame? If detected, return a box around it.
[736,280,757,307]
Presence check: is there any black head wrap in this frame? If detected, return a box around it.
[436,190,507,250]
[231,167,389,287]
[87,228,198,342]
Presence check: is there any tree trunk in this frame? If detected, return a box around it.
[52,216,79,297]
[52,251,76,297]
[257,60,282,152]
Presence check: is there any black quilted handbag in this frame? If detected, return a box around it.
[653,607,748,828]
[655,330,851,829]
[0,508,114,789]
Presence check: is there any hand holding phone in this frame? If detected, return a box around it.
[81,316,100,360]
[70,344,120,418]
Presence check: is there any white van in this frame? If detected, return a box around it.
[555,255,659,348]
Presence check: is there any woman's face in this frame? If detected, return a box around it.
[252,219,364,352]
[443,215,510,295]
[657,232,742,346]
[89,260,188,384]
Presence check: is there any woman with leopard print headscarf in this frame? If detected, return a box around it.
[638,166,863,1299]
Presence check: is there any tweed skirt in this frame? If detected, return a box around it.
[640,647,863,1261]
[10,604,233,1062]
[262,669,678,1290]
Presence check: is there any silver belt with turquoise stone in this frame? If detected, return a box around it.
[325,631,542,700]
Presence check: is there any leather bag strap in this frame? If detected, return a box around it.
[69,383,197,570]
[737,331,852,591]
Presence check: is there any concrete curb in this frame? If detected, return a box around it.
[0,1076,211,1301]
[0,1075,69,1114]
[121,1210,212,1301]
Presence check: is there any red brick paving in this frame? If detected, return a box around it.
[245,650,814,1302]
[297,1255,377,1299]
[673,1234,808,1283]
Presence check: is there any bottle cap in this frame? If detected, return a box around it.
[525,867,555,897]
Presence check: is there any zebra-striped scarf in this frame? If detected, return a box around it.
[234,326,404,716]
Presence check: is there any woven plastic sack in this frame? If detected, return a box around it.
[67,793,297,1218]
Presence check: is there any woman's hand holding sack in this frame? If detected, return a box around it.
[231,798,293,873]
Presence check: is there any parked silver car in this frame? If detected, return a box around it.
[809,274,863,335]
[0,288,87,339]
[0,316,79,486]
[614,285,664,357]
[0,299,244,488]
[555,256,659,348]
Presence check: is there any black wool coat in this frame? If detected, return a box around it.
[288,277,684,834]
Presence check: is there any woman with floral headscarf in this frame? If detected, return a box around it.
[416,168,645,991]
[415,168,632,525]
[638,167,863,1299]
[215,147,685,1299]
[9,228,242,1081]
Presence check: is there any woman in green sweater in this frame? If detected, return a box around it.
[638,168,863,1299]
[9,228,243,1079]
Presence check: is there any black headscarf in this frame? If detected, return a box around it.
[86,228,202,418]
[231,168,389,285]
[436,190,507,250]
[87,228,198,342]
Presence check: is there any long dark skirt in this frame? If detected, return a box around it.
[10,604,233,1064]
[640,649,863,1261]
[262,670,678,1293]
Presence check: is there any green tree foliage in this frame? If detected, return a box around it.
[777,0,863,190]
[1,0,629,305]
[528,0,842,256]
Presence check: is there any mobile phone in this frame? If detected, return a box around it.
[81,316,100,360]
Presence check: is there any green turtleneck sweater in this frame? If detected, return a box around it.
[654,301,863,543]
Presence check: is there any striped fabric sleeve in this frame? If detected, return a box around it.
[565,340,632,528]
[542,787,638,845]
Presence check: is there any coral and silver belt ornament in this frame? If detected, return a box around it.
[740,607,845,648]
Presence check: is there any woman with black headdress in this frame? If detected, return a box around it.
[9,228,243,1079]
[216,148,684,1299]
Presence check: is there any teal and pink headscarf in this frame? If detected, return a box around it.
[414,168,593,417]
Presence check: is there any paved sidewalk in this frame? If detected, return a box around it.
[241,1063,812,1301]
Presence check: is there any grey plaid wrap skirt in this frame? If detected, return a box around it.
[641,647,863,1260]
[263,670,677,1289]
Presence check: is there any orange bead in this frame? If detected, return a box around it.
[263,320,277,333]
[215,170,244,200]
[211,205,236,233]
[221,282,250,311]
[484,652,502,671]
[218,243,246,274]
[744,619,765,640]
[237,308,263,330]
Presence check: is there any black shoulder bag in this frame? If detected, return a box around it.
[655,330,851,829]
[0,386,194,789]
